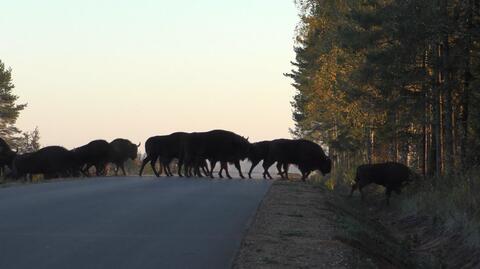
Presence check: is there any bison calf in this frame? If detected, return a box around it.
[349,162,414,205]
[109,138,140,176]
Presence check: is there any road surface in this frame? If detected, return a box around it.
[0,177,271,269]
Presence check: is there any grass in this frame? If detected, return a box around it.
[310,165,480,268]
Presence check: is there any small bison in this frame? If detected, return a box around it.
[349,162,414,205]
[247,141,271,179]
[139,132,188,177]
[71,139,111,176]
[11,146,79,180]
[109,138,140,176]
[262,139,331,181]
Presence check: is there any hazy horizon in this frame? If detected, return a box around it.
[1,1,298,150]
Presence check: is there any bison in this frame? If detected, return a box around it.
[0,137,16,176]
[262,139,331,181]
[247,140,288,179]
[247,141,271,179]
[139,132,188,177]
[109,138,140,176]
[71,139,111,176]
[10,146,79,180]
[180,130,250,179]
[349,162,414,205]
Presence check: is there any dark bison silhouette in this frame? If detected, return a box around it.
[109,138,140,176]
[247,140,288,179]
[71,139,111,176]
[0,137,16,176]
[139,132,188,177]
[349,162,414,205]
[180,130,250,179]
[247,141,271,179]
[11,146,79,180]
[262,139,331,181]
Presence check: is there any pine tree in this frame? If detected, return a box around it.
[0,60,27,145]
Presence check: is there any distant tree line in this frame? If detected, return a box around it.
[0,60,40,153]
[288,0,480,176]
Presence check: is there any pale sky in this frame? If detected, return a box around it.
[1,0,298,150]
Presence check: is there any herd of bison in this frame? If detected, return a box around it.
[0,129,415,204]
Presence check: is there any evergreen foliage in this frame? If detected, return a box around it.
[288,0,480,176]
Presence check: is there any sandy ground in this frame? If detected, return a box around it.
[232,180,371,269]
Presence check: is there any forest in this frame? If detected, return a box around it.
[287,1,480,265]
[288,0,480,177]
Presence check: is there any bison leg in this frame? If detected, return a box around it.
[218,163,224,178]
[248,160,260,179]
[194,162,203,177]
[139,156,151,176]
[113,165,119,176]
[188,165,194,177]
[234,160,244,179]
[300,170,311,181]
[262,160,274,180]
[95,164,106,177]
[120,164,126,176]
[283,163,290,180]
[167,164,174,177]
[301,172,307,182]
[209,160,217,179]
[201,162,210,177]
[150,157,160,177]
[163,161,172,177]
[357,179,371,201]
[276,162,285,179]
[83,164,93,177]
[223,162,232,179]
[349,183,358,197]
[177,158,184,177]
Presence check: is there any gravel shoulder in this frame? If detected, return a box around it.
[233,180,372,269]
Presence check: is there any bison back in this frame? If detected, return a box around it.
[248,141,271,162]
[14,146,77,176]
[356,162,410,188]
[72,139,111,165]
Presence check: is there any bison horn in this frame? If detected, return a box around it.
[137,142,141,148]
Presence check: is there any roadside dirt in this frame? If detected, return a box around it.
[233,180,374,269]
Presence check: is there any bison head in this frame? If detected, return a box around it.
[318,157,332,175]
[232,136,251,161]
[128,143,139,160]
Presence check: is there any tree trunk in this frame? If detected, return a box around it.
[434,43,442,177]
[461,0,473,169]
[441,0,454,175]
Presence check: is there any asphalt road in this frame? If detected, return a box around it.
[0,177,271,269]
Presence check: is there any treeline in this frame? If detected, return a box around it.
[288,0,480,176]
[0,60,40,153]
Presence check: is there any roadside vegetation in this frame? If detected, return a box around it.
[306,164,480,268]
[288,0,480,267]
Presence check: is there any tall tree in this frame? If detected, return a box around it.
[0,60,26,144]
[289,0,480,176]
